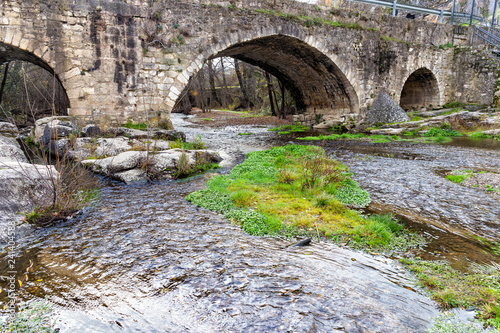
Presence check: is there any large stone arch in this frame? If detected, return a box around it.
[399,67,441,111]
[169,28,360,117]
[0,40,70,113]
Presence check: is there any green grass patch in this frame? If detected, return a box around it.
[443,101,465,109]
[253,9,376,31]
[423,128,463,137]
[400,258,500,329]
[297,133,399,143]
[187,145,425,252]
[0,299,57,333]
[238,132,253,136]
[170,135,206,150]
[445,170,474,184]
[122,120,148,130]
[468,131,496,139]
[268,123,309,134]
[438,107,463,116]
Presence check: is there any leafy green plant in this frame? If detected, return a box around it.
[423,128,462,137]
[0,299,57,333]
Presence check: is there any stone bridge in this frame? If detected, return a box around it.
[0,0,498,124]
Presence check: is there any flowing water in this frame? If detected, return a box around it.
[1,114,499,332]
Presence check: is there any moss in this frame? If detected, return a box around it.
[187,145,425,252]
[253,9,378,31]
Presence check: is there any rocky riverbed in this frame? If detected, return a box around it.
[1,113,498,331]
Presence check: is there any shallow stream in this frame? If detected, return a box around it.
[1,114,499,332]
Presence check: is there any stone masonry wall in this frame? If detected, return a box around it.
[0,0,496,124]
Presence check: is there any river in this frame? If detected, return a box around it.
[2,113,498,332]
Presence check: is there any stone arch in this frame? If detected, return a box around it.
[399,68,440,111]
[0,41,70,113]
[171,29,359,116]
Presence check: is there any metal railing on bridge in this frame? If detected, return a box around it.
[333,0,482,24]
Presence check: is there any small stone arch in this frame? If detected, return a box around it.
[399,67,440,111]
[173,30,359,117]
[0,41,70,114]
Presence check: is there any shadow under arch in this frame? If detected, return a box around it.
[400,68,439,111]
[178,35,359,116]
[0,41,70,116]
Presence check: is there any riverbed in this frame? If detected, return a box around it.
[1,113,498,332]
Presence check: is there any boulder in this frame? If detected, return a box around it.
[152,129,186,141]
[0,161,59,242]
[364,92,410,124]
[82,149,222,183]
[80,124,102,137]
[114,169,148,184]
[34,116,72,142]
[41,119,77,146]
[482,129,500,135]
[107,127,149,139]
[94,137,132,157]
[0,135,28,163]
[0,122,18,137]
[85,151,148,175]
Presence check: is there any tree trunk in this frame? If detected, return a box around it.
[234,59,251,109]
[207,59,220,106]
[0,62,10,106]
[220,58,228,106]
[197,68,206,113]
[265,72,277,117]
[280,80,286,119]
[244,63,256,108]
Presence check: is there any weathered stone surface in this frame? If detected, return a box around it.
[446,111,482,129]
[0,161,59,242]
[82,148,222,183]
[85,151,147,174]
[41,120,77,146]
[0,122,17,136]
[94,137,133,157]
[114,169,148,184]
[364,92,410,124]
[152,129,186,142]
[107,127,150,139]
[0,0,495,124]
[81,124,102,137]
[482,129,500,135]
[34,116,72,142]
[369,128,408,135]
[0,135,28,163]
